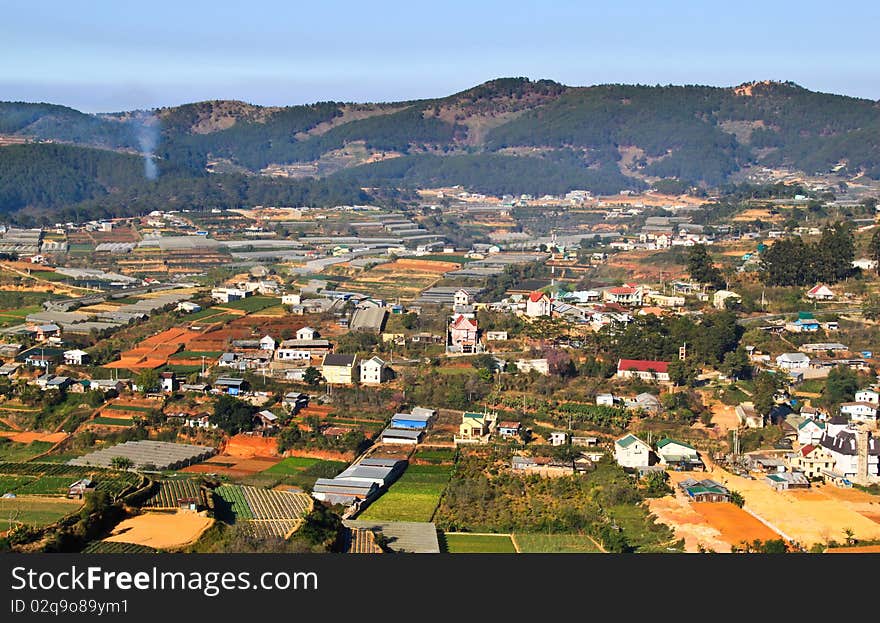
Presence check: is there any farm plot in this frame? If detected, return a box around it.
[0,440,54,461]
[512,533,603,553]
[142,480,206,509]
[91,417,135,427]
[0,496,82,531]
[0,463,141,498]
[359,464,452,522]
[215,296,281,313]
[81,541,158,553]
[213,484,312,538]
[444,533,517,553]
[103,511,214,550]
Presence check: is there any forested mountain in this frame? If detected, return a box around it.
[1,78,879,214]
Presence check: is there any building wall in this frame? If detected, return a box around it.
[324,365,354,384]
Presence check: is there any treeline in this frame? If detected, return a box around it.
[760,223,855,286]
[0,102,138,150]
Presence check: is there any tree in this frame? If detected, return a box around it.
[135,369,159,395]
[728,490,745,507]
[686,244,725,288]
[303,366,322,386]
[823,365,859,408]
[721,347,751,380]
[210,394,256,435]
[753,371,782,417]
[110,456,133,470]
[277,426,302,453]
[862,294,880,321]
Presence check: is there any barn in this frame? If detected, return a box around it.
[380,427,423,445]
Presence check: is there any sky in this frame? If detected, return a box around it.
[1,0,878,112]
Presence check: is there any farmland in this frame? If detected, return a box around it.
[0,462,142,498]
[0,496,82,531]
[444,533,517,553]
[91,417,135,427]
[512,533,604,553]
[81,541,158,553]
[0,440,54,462]
[103,511,214,550]
[215,296,281,313]
[359,464,453,522]
[141,479,206,509]
[213,484,313,538]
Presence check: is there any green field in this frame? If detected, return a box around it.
[82,541,158,553]
[190,313,240,324]
[217,296,281,313]
[444,533,517,553]
[28,271,69,282]
[0,441,54,462]
[92,417,135,427]
[512,533,604,553]
[416,254,473,263]
[359,464,452,522]
[261,456,323,475]
[413,448,457,463]
[0,496,82,530]
[183,307,223,320]
[105,404,155,413]
[169,350,222,360]
[0,463,141,498]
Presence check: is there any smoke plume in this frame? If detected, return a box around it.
[132,110,160,180]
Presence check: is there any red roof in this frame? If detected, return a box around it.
[608,286,637,295]
[528,291,548,302]
[450,314,477,330]
[498,421,521,429]
[617,359,670,373]
[800,444,816,457]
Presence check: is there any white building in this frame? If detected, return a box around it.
[840,402,878,423]
[296,327,317,341]
[453,289,474,307]
[549,431,568,446]
[63,349,89,366]
[282,293,302,306]
[515,359,550,375]
[360,356,392,385]
[259,335,276,351]
[614,433,652,468]
[176,301,202,313]
[525,291,551,317]
[797,418,826,446]
[713,290,741,310]
[776,353,811,370]
[596,393,615,407]
[855,390,879,405]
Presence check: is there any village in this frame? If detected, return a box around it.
[1,183,880,554]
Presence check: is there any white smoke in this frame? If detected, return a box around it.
[132,110,160,180]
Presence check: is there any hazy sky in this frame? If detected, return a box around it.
[1,0,878,112]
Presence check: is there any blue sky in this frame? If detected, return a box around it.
[1,0,878,112]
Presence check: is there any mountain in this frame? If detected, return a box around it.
[1,78,879,215]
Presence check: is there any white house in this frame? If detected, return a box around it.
[840,402,878,423]
[525,291,551,317]
[549,431,568,446]
[453,289,474,307]
[776,353,810,370]
[486,331,508,341]
[820,427,879,479]
[616,359,671,382]
[655,439,702,469]
[63,349,89,366]
[603,285,643,307]
[282,293,302,306]
[596,393,615,407]
[614,433,652,468]
[185,414,217,429]
[211,287,249,303]
[515,359,550,375]
[806,284,835,300]
[797,418,826,446]
[360,356,392,385]
[855,390,879,405]
[176,301,202,313]
[713,290,741,310]
[259,335,276,351]
[296,327,317,341]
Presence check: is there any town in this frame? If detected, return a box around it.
[1,179,880,555]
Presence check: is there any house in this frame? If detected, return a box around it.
[626,392,662,415]
[603,285,643,307]
[259,335,276,351]
[63,349,89,366]
[790,444,835,480]
[44,375,72,391]
[296,327,317,341]
[549,431,568,446]
[525,291,552,317]
[448,314,479,353]
[766,471,810,491]
[453,289,473,307]
[713,290,742,310]
[160,372,178,393]
[800,405,830,422]
[515,359,550,375]
[820,427,879,480]
[776,353,810,370]
[596,393,616,407]
[678,478,730,503]
[855,390,880,405]
[360,356,392,385]
[616,359,670,382]
[806,284,835,300]
[211,287,249,303]
[735,402,764,428]
[176,301,201,313]
[281,293,301,306]
[655,439,703,470]
[67,478,95,499]
[840,402,878,423]
[34,324,61,341]
[486,331,508,341]
[797,418,826,446]
[457,411,497,442]
[321,354,358,384]
[282,391,309,413]
[614,433,652,468]
[213,377,248,395]
[496,421,522,438]
[185,414,217,429]
[379,427,423,445]
[785,316,820,333]
[254,410,280,431]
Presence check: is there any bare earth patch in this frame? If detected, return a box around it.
[104,511,214,550]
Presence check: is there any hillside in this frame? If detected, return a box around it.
[1,78,879,214]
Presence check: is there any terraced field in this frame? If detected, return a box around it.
[0,462,141,498]
[213,484,312,538]
[359,464,453,522]
[81,541,158,553]
[142,479,206,509]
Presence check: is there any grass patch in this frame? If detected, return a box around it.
[92,417,135,427]
[444,533,516,553]
[0,440,54,461]
[0,496,82,529]
[216,296,280,313]
[169,351,222,360]
[513,533,603,553]
[359,464,452,522]
[261,456,323,475]
[105,404,155,413]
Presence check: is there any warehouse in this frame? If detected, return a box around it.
[67,440,216,470]
[380,427,423,445]
[350,306,388,334]
[312,478,378,505]
[336,458,405,488]
[390,412,433,430]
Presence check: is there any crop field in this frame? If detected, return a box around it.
[91,417,135,427]
[105,404,155,413]
[142,479,206,509]
[0,496,82,530]
[81,541,158,553]
[444,533,517,553]
[261,457,323,475]
[412,448,457,464]
[103,511,214,550]
[512,533,603,553]
[215,296,281,313]
[213,484,312,538]
[359,464,452,522]
[0,463,141,498]
[0,440,54,461]
[169,350,222,360]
